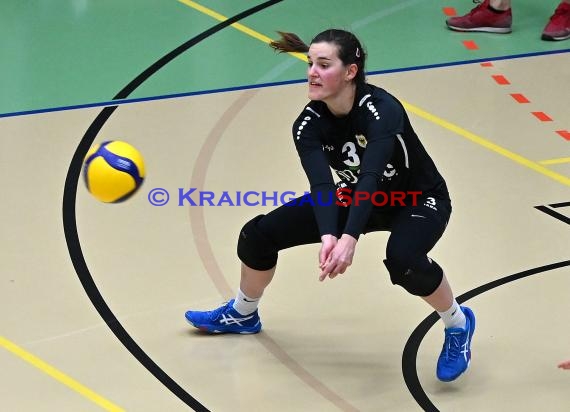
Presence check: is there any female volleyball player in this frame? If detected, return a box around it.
[185,29,476,382]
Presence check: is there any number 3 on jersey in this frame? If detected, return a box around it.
[336,142,361,183]
[342,142,360,167]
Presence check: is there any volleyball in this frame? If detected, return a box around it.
[83,140,145,203]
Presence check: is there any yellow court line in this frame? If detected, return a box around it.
[403,103,570,187]
[0,336,124,412]
[179,0,570,188]
[539,157,570,165]
[177,0,307,61]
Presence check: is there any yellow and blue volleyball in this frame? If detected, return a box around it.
[83,140,145,203]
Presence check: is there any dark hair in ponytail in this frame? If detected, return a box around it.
[269,31,309,53]
[270,29,367,86]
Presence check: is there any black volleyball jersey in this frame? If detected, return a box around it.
[292,83,449,239]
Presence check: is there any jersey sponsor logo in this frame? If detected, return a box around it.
[355,134,367,148]
[335,169,358,184]
[366,101,380,120]
[423,197,438,211]
[383,163,396,179]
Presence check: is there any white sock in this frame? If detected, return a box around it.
[437,300,466,330]
[233,289,261,315]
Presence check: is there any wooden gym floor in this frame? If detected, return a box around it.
[1,1,569,411]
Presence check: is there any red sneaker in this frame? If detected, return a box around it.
[446,0,512,33]
[542,2,570,41]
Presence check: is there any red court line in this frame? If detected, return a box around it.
[556,130,570,141]
[441,4,567,137]
[510,93,530,103]
[462,40,479,50]
[532,112,553,122]
[492,75,510,85]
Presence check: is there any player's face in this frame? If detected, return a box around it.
[307,42,350,102]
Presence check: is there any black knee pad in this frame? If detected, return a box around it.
[237,215,278,271]
[383,257,443,297]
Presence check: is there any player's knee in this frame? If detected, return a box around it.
[383,255,443,297]
[237,215,278,271]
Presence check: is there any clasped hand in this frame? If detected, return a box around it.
[318,234,357,281]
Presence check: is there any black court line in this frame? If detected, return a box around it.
[62,1,282,411]
[3,48,568,119]
[535,205,570,225]
[549,201,570,209]
[402,260,570,412]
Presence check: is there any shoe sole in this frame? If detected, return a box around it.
[541,33,570,41]
[185,318,262,334]
[446,24,512,33]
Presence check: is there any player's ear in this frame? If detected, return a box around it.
[346,63,358,81]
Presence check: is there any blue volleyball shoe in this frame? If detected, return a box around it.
[185,299,262,334]
[436,306,476,382]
